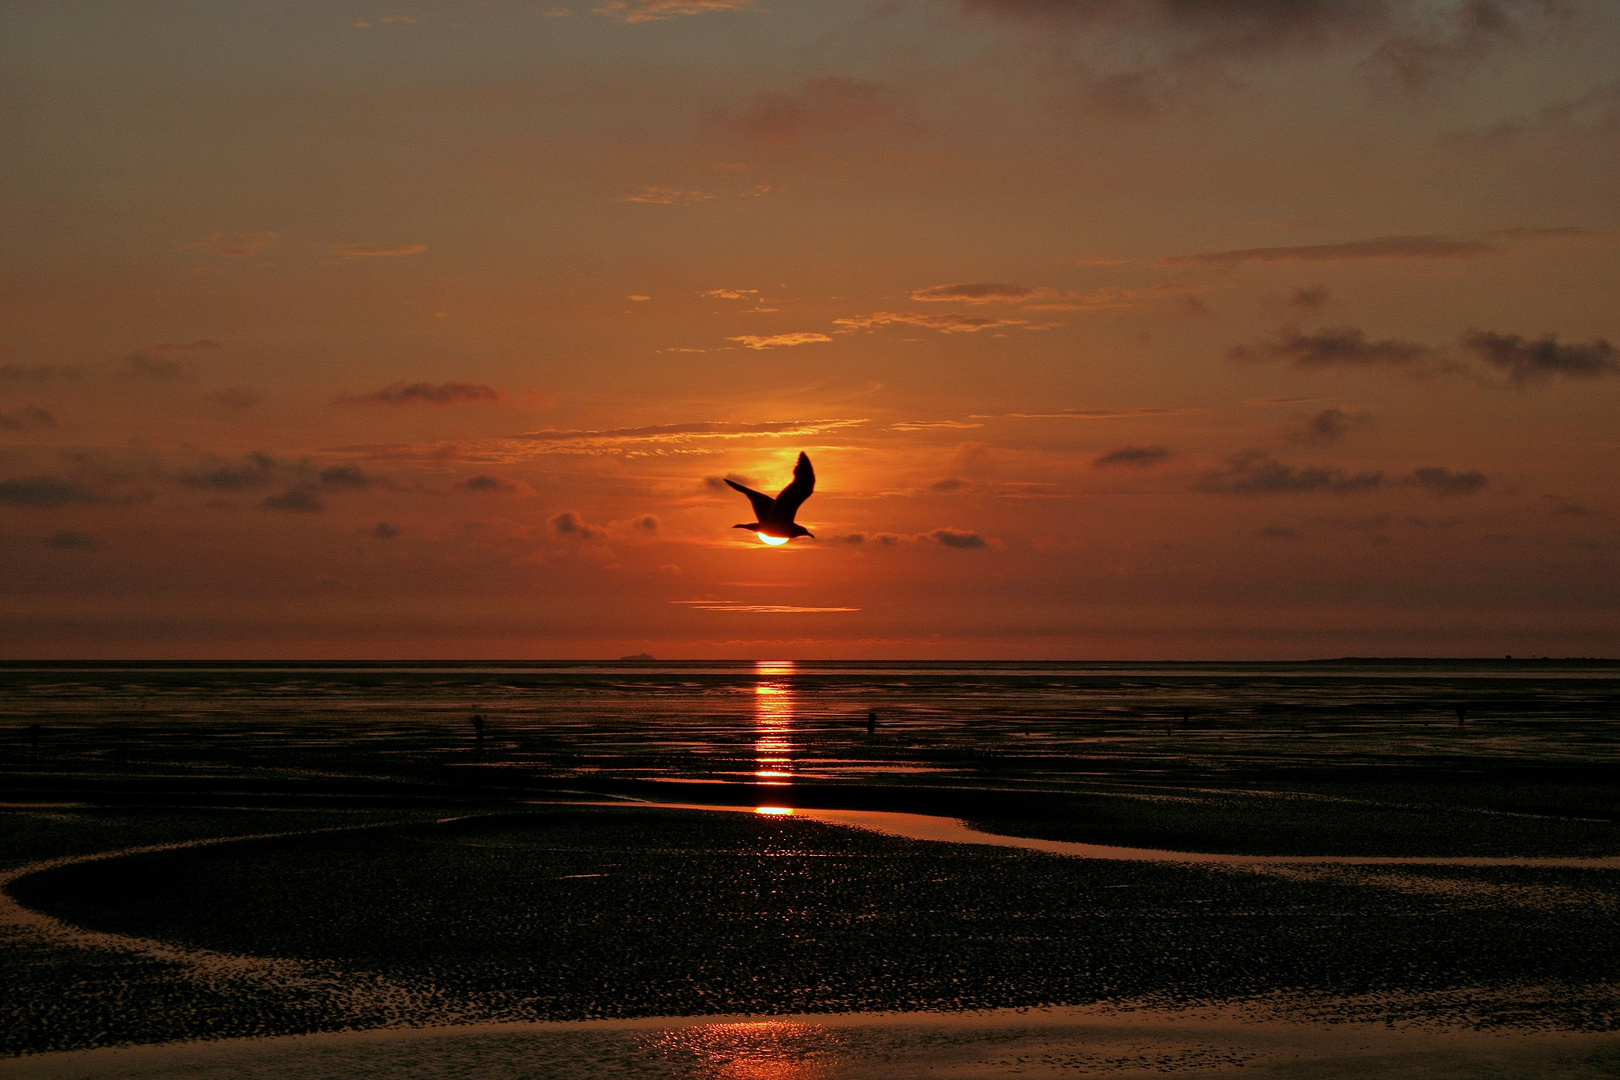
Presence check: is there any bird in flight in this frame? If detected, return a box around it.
[727,452,815,545]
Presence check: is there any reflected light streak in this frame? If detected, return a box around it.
[653,1020,841,1080]
[753,660,795,787]
[754,806,794,816]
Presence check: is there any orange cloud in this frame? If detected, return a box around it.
[834,311,1028,334]
[728,333,833,349]
[622,187,715,204]
[594,0,754,22]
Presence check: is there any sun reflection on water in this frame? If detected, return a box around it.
[753,660,795,787]
[650,1020,843,1080]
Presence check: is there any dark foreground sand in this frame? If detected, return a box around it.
[6,1008,1620,1080]
[5,803,1620,1064]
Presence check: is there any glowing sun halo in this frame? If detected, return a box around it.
[757,533,790,546]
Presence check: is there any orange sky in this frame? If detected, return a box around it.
[2,0,1618,658]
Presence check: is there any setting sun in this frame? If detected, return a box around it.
[756,534,790,547]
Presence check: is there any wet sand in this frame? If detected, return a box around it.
[3,661,1619,1067]
[7,1007,1620,1080]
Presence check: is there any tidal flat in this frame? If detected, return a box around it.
[3,661,1619,1074]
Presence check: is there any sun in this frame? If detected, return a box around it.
[757,533,790,546]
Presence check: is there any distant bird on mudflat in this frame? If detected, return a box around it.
[728,452,815,545]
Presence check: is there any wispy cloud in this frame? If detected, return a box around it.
[672,600,860,613]
[972,407,1199,419]
[910,282,1036,303]
[595,0,755,23]
[338,382,503,406]
[1168,235,1500,266]
[329,243,427,259]
[891,420,984,431]
[622,187,716,205]
[728,333,833,349]
[720,76,897,144]
[0,406,56,432]
[1093,445,1170,468]
[834,311,1029,334]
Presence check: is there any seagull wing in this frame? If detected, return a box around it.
[725,478,777,522]
[773,452,815,521]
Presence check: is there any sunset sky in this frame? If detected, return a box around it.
[3,0,1618,658]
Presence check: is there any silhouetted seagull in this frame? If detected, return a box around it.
[728,452,815,545]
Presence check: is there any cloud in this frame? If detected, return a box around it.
[1194,450,1383,496]
[177,231,279,258]
[1457,77,1620,144]
[728,333,833,349]
[833,311,1028,334]
[705,472,757,491]
[1230,325,1437,368]
[957,1,1558,112]
[672,600,860,613]
[43,530,100,550]
[550,510,607,540]
[329,243,427,259]
[1093,444,1170,468]
[154,339,223,351]
[1288,285,1331,312]
[722,76,896,144]
[831,527,991,548]
[1258,525,1303,540]
[261,487,325,512]
[0,406,56,431]
[372,522,401,539]
[456,474,521,494]
[208,386,261,408]
[930,527,988,549]
[334,419,865,462]
[178,452,282,491]
[973,407,1199,419]
[704,288,759,300]
[594,0,755,22]
[113,352,194,381]
[1544,496,1594,517]
[891,420,984,432]
[910,282,1037,304]
[1369,0,1534,94]
[1169,234,1500,266]
[627,514,660,532]
[1291,407,1375,445]
[318,465,372,490]
[1461,331,1619,384]
[0,363,84,383]
[338,381,503,406]
[0,475,105,508]
[931,477,970,492]
[1402,466,1488,496]
[621,187,716,205]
